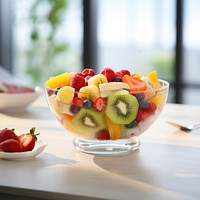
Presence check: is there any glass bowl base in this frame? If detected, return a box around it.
[73,137,140,155]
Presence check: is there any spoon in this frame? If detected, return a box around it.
[167,121,200,131]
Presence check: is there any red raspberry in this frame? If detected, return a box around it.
[93,97,106,112]
[96,130,110,140]
[101,67,115,82]
[70,73,86,92]
[81,68,96,77]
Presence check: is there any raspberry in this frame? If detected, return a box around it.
[70,73,86,92]
[96,130,110,140]
[81,68,96,77]
[101,67,115,82]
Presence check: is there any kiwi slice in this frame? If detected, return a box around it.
[105,93,139,124]
[72,108,106,136]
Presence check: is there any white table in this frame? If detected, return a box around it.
[0,95,200,200]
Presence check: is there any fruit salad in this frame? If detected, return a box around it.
[45,68,169,140]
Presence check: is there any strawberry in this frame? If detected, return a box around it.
[18,127,39,152]
[0,139,20,152]
[0,128,18,143]
[146,102,157,113]
[96,130,110,140]
[70,73,86,92]
[93,97,106,112]
[101,67,115,82]
[115,69,131,78]
[73,97,83,108]
[122,75,147,92]
[81,68,95,77]
[136,109,151,123]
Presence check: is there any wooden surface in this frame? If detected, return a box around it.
[0,95,200,200]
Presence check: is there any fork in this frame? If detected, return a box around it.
[167,121,200,131]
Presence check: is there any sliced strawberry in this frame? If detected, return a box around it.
[18,127,39,152]
[136,109,151,123]
[70,73,86,92]
[0,128,18,143]
[101,67,115,82]
[93,97,106,112]
[96,130,110,140]
[73,97,83,108]
[146,102,157,113]
[0,139,20,152]
[122,75,147,93]
[81,68,96,77]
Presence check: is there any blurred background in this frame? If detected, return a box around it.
[0,0,200,105]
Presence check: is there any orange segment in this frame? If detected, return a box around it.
[147,70,161,88]
[45,72,71,89]
[105,116,121,140]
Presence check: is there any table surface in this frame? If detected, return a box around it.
[0,95,200,200]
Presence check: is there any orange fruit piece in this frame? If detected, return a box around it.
[105,116,121,140]
[147,70,161,88]
[45,72,71,89]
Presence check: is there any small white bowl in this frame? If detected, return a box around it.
[0,86,41,110]
[0,140,47,160]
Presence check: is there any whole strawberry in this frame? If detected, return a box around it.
[0,128,18,143]
[18,127,39,152]
[81,68,95,77]
[0,139,20,152]
[101,67,115,82]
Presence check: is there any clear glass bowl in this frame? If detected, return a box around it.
[45,80,169,155]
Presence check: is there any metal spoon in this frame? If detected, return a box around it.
[167,121,200,131]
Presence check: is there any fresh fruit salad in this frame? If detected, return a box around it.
[45,68,169,140]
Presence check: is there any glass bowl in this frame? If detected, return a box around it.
[45,78,169,155]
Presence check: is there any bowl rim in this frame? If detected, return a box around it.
[44,79,169,94]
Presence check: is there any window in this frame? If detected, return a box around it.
[13,0,83,86]
[97,0,175,102]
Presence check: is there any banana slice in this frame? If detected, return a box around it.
[78,85,100,101]
[56,86,75,104]
[99,82,130,97]
[88,74,108,88]
[99,82,130,92]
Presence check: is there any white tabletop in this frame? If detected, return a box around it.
[0,95,200,200]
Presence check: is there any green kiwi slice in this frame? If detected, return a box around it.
[72,108,106,136]
[105,93,139,124]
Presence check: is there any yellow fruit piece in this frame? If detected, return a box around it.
[56,86,75,104]
[150,90,167,109]
[45,72,71,89]
[147,70,161,89]
[78,85,100,101]
[88,74,108,88]
[105,116,121,140]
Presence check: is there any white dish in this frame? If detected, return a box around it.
[0,86,41,110]
[0,140,47,160]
